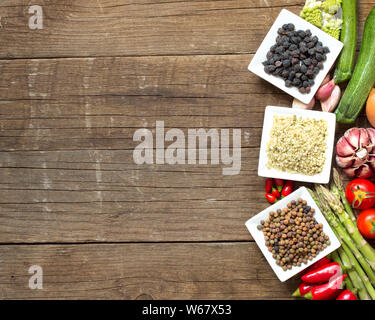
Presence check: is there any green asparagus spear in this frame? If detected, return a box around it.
[333,168,357,223]
[315,186,375,284]
[308,188,375,299]
[330,181,341,201]
[338,247,370,300]
[320,186,375,271]
[340,241,375,299]
[331,250,356,295]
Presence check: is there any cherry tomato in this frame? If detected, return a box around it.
[345,179,375,210]
[357,209,375,239]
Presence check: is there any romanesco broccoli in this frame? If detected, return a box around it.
[300,0,342,39]
[322,12,343,39]
[321,0,342,14]
[300,0,323,28]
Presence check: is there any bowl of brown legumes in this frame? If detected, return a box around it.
[245,187,341,282]
[248,9,343,104]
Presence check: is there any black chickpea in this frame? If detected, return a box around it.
[263,24,329,93]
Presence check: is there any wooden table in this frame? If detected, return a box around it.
[0,0,373,300]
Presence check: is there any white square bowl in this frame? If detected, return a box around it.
[258,106,336,184]
[245,187,341,282]
[248,9,343,104]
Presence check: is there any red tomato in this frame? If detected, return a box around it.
[345,179,375,210]
[357,209,375,239]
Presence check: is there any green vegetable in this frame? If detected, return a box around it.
[338,247,370,300]
[312,187,375,285]
[300,0,342,39]
[334,0,357,83]
[321,12,342,39]
[301,0,324,28]
[319,186,375,272]
[331,250,356,295]
[335,7,375,123]
[332,168,356,223]
[321,0,342,14]
[308,187,375,299]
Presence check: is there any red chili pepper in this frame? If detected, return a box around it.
[274,178,284,192]
[265,193,277,204]
[336,289,357,300]
[302,262,342,284]
[292,283,315,297]
[304,275,347,300]
[281,180,294,198]
[271,187,281,199]
[265,178,273,193]
[301,256,332,275]
[287,180,294,188]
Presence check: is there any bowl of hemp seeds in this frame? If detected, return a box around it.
[258,106,336,184]
[245,187,341,282]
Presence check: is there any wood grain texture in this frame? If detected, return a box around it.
[0,54,289,244]
[0,0,373,300]
[0,242,299,299]
[0,0,373,58]
[0,54,368,243]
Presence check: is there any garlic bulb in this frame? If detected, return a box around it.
[336,127,375,178]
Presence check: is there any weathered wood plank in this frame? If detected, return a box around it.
[0,0,373,58]
[0,54,290,152]
[0,53,369,243]
[1,0,372,301]
[0,148,269,243]
[0,54,279,99]
[0,242,298,299]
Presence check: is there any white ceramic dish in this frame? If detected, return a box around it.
[248,9,343,104]
[258,106,336,184]
[245,187,341,282]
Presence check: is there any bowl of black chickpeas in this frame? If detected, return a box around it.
[263,23,330,94]
[248,9,343,104]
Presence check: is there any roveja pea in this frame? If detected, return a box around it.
[257,198,330,271]
[263,23,330,93]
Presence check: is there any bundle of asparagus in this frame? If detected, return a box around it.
[307,168,375,300]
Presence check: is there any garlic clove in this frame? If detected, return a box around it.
[292,97,315,110]
[369,157,375,171]
[320,85,341,112]
[342,167,357,177]
[316,79,335,101]
[353,156,367,168]
[321,74,331,87]
[367,128,375,145]
[336,136,356,157]
[344,127,361,149]
[355,164,374,179]
[359,128,370,148]
[336,155,354,168]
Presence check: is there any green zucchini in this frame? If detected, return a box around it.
[335,6,375,124]
[334,0,357,83]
